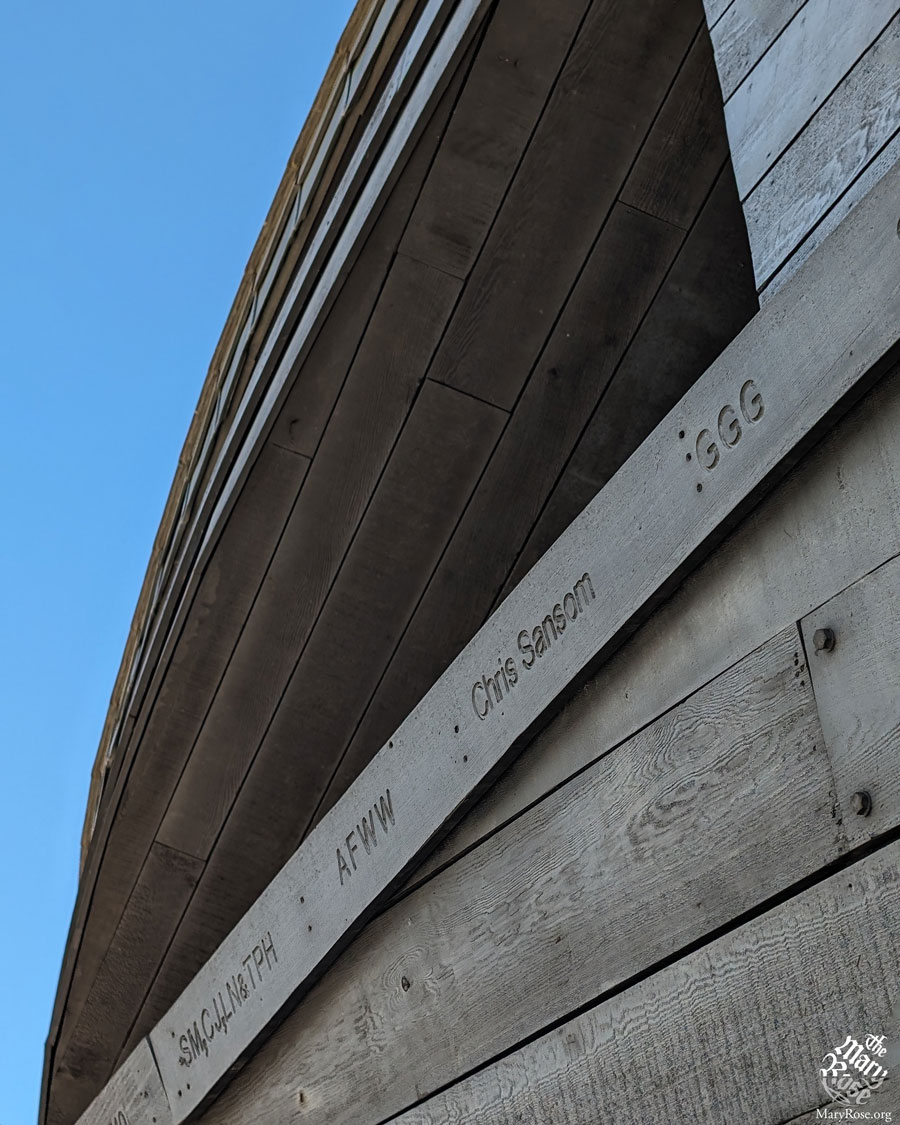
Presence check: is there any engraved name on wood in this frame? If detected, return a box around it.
[471,573,596,720]
[690,378,764,477]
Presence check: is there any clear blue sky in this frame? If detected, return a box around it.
[0,2,355,1120]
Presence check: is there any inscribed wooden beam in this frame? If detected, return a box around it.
[140,141,900,1120]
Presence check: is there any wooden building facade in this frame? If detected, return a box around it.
[44,0,900,1121]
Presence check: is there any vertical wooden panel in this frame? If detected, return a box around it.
[802,552,900,847]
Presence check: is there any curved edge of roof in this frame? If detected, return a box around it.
[78,0,414,872]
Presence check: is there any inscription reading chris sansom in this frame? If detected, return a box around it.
[337,789,396,886]
[471,573,596,721]
[177,931,277,1068]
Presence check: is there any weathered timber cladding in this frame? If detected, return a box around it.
[75,1041,168,1125]
[196,628,838,1125]
[704,0,900,292]
[802,554,900,847]
[389,845,900,1125]
[411,359,900,889]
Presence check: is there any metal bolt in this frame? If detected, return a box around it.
[850,790,872,817]
[813,627,836,653]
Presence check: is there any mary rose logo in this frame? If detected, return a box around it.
[820,1033,889,1106]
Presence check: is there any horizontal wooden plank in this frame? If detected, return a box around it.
[75,1041,168,1125]
[145,146,900,1120]
[710,0,806,101]
[802,553,900,848]
[194,627,841,1125]
[744,11,900,287]
[761,124,900,301]
[388,841,900,1124]
[725,0,898,197]
[413,340,900,895]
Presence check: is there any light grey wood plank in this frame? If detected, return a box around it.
[703,0,736,30]
[725,0,897,197]
[144,147,900,1121]
[409,351,900,893]
[711,0,806,101]
[744,12,900,287]
[76,1041,169,1125]
[389,842,900,1125]
[193,628,841,1125]
[761,125,900,302]
[802,553,900,848]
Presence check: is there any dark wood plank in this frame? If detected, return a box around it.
[427,0,701,409]
[319,202,685,815]
[50,844,201,1125]
[155,253,462,862]
[502,163,757,594]
[190,628,841,1125]
[398,0,592,278]
[267,34,477,459]
[620,27,728,229]
[64,1041,168,1125]
[118,379,505,1057]
[385,842,900,1124]
[48,443,311,1117]
[802,552,900,848]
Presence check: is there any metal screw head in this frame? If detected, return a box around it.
[813,627,836,653]
[850,790,872,817]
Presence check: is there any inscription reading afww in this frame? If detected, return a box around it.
[337,789,395,886]
[177,931,278,1068]
[471,573,596,721]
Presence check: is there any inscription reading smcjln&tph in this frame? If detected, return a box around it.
[471,572,596,721]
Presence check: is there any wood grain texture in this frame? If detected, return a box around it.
[702,0,736,29]
[125,381,505,1048]
[725,0,898,197]
[761,124,900,302]
[411,350,900,896]
[197,628,839,1125]
[319,202,686,825]
[155,254,461,862]
[620,29,728,230]
[501,164,756,594]
[399,0,592,278]
[74,1041,168,1125]
[147,151,900,1122]
[744,11,900,287]
[802,553,900,848]
[49,443,311,1120]
[428,0,701,409]
[387,843,900,1125]
[710,0,806,101]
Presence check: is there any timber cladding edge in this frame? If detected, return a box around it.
[142,140,900,1119]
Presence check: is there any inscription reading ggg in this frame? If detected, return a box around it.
[107,1114,127,1125]
[694,379,764,472]
[177,931,277,1068]
[471,573,596,721]
[336,789,395,886]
